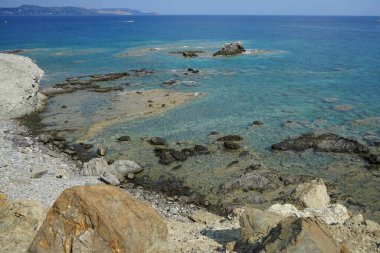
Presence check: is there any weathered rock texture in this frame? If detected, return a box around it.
[213,42,246,56]
[0,53,45,119]
[292,179,330,208]
[0,194,47,253]
[28,185,168,253]
[256,217,341,253]
[272,133,369,154]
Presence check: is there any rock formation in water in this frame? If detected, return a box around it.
[272,132,369,154]
[0,53,46,119]
[213,42,246,56]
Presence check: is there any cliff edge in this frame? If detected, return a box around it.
[0,53,45,119]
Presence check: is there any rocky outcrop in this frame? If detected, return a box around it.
[28,185,168,253]
[0,194,47,253]
[80,158,143,183]
[213,42,246,57]
[221,172,270,192]
[240,208,284,243]
[0,53,45,119]
[292,179,330,208]
[268,203,350,225]
[272,133,369,154]
[80,157,109,176]
[256,217,341,253]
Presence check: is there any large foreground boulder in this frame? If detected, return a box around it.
[28,185,168,253]
[0,194,47,253]
[213,42,246,56]
[272,133,369,154]
[256,217,341,253]
[0,53,45,119]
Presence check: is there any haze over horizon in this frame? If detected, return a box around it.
[0,0,379,16]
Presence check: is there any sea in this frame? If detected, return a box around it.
[1,15,380,218]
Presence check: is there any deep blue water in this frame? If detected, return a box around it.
[1,15,380,160]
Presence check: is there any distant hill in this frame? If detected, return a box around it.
[0,5,157,16]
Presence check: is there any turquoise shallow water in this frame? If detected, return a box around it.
[1,15,380,217]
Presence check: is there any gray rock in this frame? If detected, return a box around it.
[109,160,143,182]
[0,53,45,120]
[245,194,267,204]
[31,167,48,178]
[55,169,70,179]
[80,158,109,176]
[213,42,246,57]
[222,172,270,192]
[37,133,51,144]
[100,173,120,186]
[292,179,330,209]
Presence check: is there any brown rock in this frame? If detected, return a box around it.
[28,185,168,253]
[256,217,341,253]
[239,208,283,243]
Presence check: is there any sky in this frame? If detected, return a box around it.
[0,0,379,15]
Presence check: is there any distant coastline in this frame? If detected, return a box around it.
[0,5,157,16]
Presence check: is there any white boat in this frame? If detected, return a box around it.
[124,20,134,23]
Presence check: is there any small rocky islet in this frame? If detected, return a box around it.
[1,47,380,253]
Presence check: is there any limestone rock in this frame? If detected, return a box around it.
[239,208,284,243]
[109,160,143,182]
[268,203,350,225]
[55,168,70,179]
[100,172,120,186]
[293,179,330,208]
[0,53,45,119]
[80,158,109,176]
[31,167,49,178]
[0,195,47,253]
[256,217,341,253]
[28,185,168,253]
[364,219,380,233]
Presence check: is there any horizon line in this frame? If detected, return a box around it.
[0,5,379,16]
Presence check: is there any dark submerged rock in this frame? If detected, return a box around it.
[222,172,270,192]
[0,49,24,54]
[183,52,198,57]
[224,141,241,150]
[154,145,210,165]
[170,50,205,55]
[217,135,243,142]
[117,136,131,142]
[272,133,369,154]
[252,120,264,126]
[187,68,200,74]
[368,154,380,165]
[162,80,177,86]
[149,137,167,146]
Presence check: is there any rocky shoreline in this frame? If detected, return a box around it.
[1,53,380,252]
